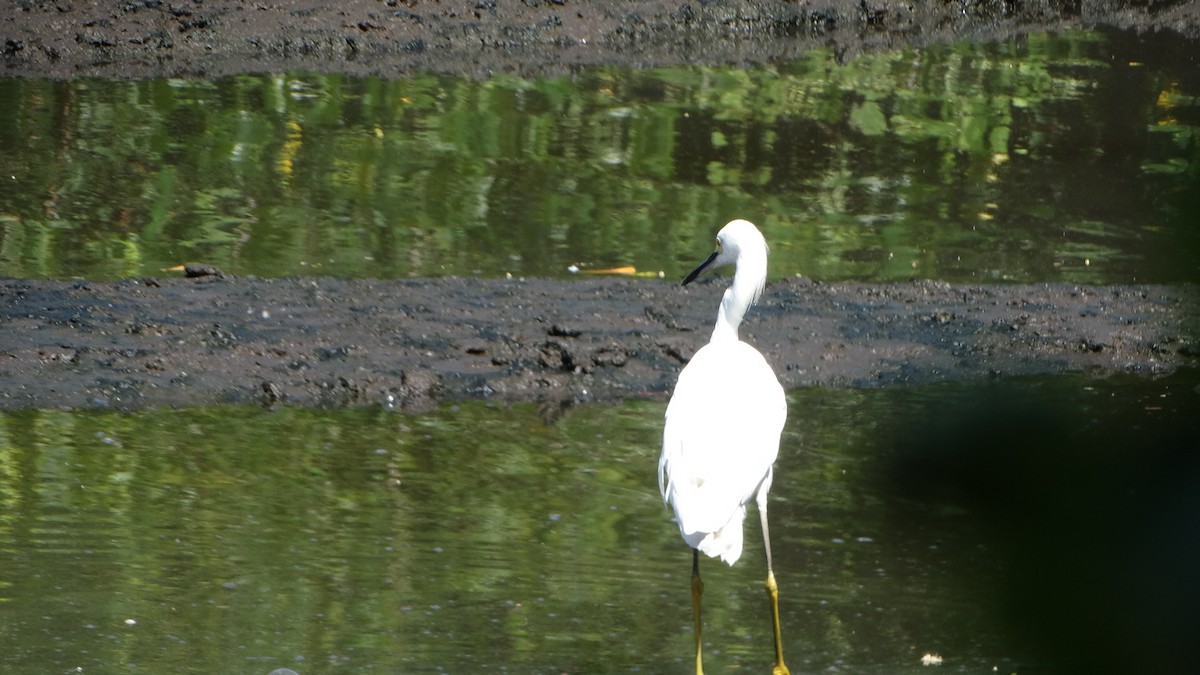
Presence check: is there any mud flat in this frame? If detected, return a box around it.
[1,275,1195,411]
[4,0,1200,81]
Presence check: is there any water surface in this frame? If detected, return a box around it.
[1,29,1197,283]
[2,372,1195,673]
[1,26,1197,675]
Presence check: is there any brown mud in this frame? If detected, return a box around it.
[1,275,1196,411]
[2,1,1199,411]
[4,0,1200,80]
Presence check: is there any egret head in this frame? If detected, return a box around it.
[682,220,770,341]
[682,219,768,287]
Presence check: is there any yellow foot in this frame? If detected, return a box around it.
[765,571,788,675]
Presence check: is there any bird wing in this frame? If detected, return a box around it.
[660,341,786,538]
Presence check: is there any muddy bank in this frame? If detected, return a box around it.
[2,2,1199,412]
[4,0,1200,81]
[0,275,1195,411]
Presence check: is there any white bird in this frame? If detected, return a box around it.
[658,219,790,675]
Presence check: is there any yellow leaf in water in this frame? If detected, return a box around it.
[583,266,638,275]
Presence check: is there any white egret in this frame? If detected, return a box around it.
[658,219,789,675]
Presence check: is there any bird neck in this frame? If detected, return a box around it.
[710,243,768,343]
[711,276,759,342]
[711,293,741,342]
[705,237,763,338]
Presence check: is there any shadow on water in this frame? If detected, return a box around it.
[0,370,1195,673]
[878,372,1200,675]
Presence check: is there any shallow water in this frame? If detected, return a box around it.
[1,28,1197,283]
[2,372,1195,673]
[2,26,1197,675]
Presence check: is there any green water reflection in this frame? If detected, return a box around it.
[2,372,1195,673]
[1,29,1197,283]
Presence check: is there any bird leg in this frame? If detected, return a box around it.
[758,495,790,675]
[691,548,705,675]
[765,569,789,675]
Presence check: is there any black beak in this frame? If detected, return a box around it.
[682,250,719,286]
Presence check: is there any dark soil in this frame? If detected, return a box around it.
[4,0,1200,80]
[1,275,1195,411]
[1,1,1198,411]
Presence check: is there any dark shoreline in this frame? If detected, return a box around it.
[2,275,1195,411]
[4,1,1200,81]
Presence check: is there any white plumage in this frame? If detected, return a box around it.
[658,218,790,675]
[660,338,785,563]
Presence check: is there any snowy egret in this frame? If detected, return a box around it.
[658,219,789,675]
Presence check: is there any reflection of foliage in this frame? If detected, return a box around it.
[0,386,1041,672]
[0,402,690,671]
[0,29,1196,283]
[10,372,1176,671]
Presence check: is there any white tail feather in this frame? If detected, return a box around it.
[683,504,746,566]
